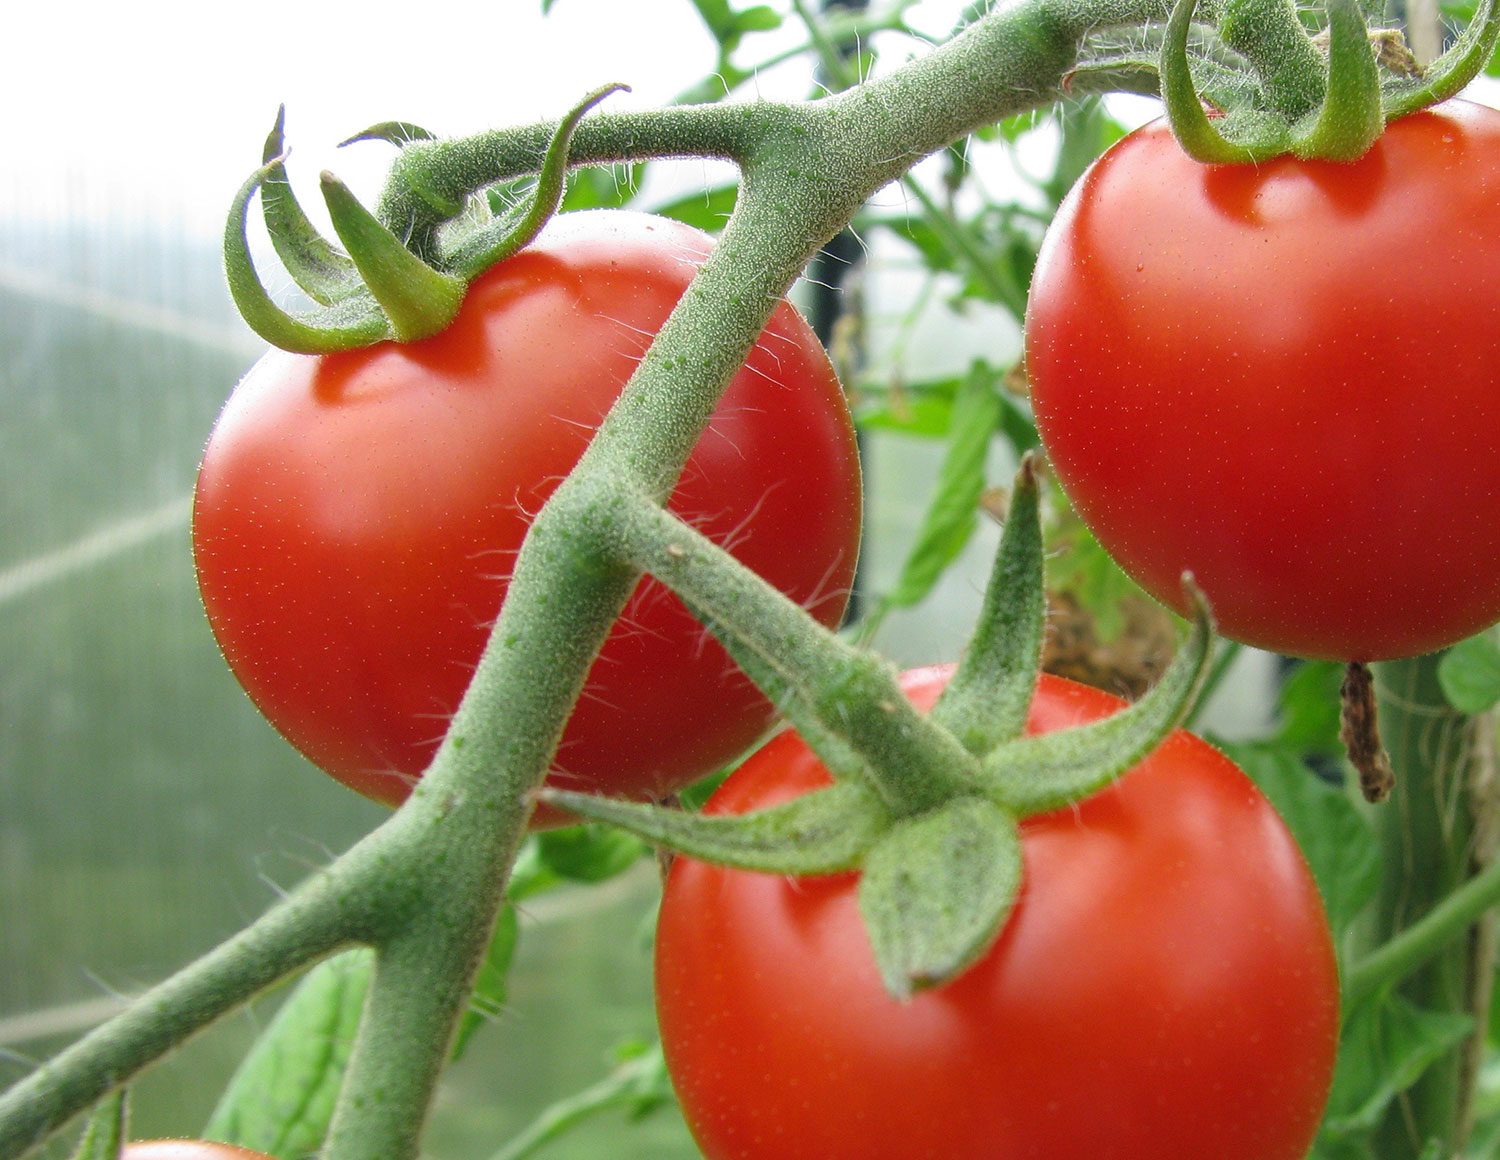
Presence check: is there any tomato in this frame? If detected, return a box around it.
[655,667,1339,1160]
[122,1144,273,1160]
[1025,99,1500,661]
[193,210,861,819]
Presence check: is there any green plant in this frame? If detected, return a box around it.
[6,1,1500,1158]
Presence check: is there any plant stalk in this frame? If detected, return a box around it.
[1366,654,1484,1160]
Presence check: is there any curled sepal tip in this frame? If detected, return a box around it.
[1160,0,1268,163]
[1292,0,1383,161]
[857,797,1023,1000]
[259,107,361,306]
[449,82,630,280]
[1162,0,1387,162]
[536,779,891,876]
[1382,0,1500,117]
[224,157,390,354]
[318,171,467,342]
[930,452,1046,754]
[983,574,1215,817]
[339,120,438,148]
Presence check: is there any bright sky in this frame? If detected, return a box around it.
[3,0,1491,241]
[0,0,973,237]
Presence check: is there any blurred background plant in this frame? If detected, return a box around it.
[5,1,1500,1157]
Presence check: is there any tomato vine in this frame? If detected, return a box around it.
[4,1,1500,1159]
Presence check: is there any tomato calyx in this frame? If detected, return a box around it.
[223,85,625,354]
[1071,0,1498,163]
[543,456,1216,998]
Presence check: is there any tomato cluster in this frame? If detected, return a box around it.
[656,668,1340,1160]
[194,210,862,819]
[1026,99,1500,661]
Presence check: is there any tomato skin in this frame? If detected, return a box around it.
[1026,100,1500,661]
[656,668,1339,1160]
[193,210,861,819]
[122,1144,274,1160]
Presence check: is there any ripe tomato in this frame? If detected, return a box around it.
[1026,99,1500,661]
[194,210,861,818]
[656,667,1339,1160]
[122,1145,273,1160]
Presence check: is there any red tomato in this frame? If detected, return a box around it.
[122,1144,273,1160]
[656,667,1339,1160]
[194,210,861,818]
[1026,100,1500,661]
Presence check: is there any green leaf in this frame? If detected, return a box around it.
[204,950,372,1157]
[884,362,1003,609]
[537,824,649,883]
[1221,742,1379,940]
[1319,992,1473,1140]
[858,797,1023,999]
[857,376,961,438]
[452,905,520,1061]
[69,1090,126,1160]
[1438,632,1500,713]
[690,0,782,53]
[647,182,740,233]
[1274,659,1347,756]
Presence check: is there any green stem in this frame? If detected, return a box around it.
[0,865,371,1157]
[323,915,501,1160]
[1345,841,1500,1005]
[1365,654,1481,1160]
[620,493,979,813]
[487,1045,669,1160]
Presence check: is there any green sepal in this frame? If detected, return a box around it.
[1290,0,1382,160]
[340,120,438,147]
[1062,56,1163,98]
[930,453,1045,754]
[318,172,467,342]
[984,577,1214,816]
[224,158,392,353]
[1160,0,1277,162]
[680,594,872,785]
[857,796,1023,1000]
[1382,0,1500,117]
[259,107,362,306]
[68,1090,126,1160]
[448,83,628,280]
[537,779,891,875]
